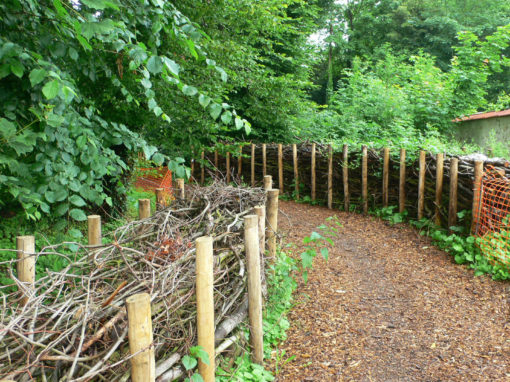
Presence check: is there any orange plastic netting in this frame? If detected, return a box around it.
[134,167,173,199]
[474,165,510,267]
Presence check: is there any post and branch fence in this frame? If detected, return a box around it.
[0,183,280,381]
[194,142,510,268]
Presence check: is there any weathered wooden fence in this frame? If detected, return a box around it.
[194,143,510,232]
[1,183,279,381]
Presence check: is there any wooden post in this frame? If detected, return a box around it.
[251,143,255,187]
[87,215,101,246]
[448,158,459,229]
[278,144,283,193]
[311,143,316,201]
[16,235,35,306]
[126,293,155,382]
[434,153,444,226]
[266,189,279,260]
[417,150,426,220]
[263,175,272,191]
[253,205,266,257]
[195,236,215,382]
[362,145,368,214]
[244,215,264,364]
[155,188,165,210]
[399,148,406,213]
[238,145,243,178]
[292,144,299,199]
[226,152,231,183]
[138,199,150,219]
[342,144,349,212]
[382,147,390,207]
[327,144,333,209]
[214,150,218,178]
[200,151,205,185]
[176,178,185,199]
[471,160,484,233]
[262,144,267,177]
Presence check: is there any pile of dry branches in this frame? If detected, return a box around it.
[0,183,265,381]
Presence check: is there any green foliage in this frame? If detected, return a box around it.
[0,0,252,222]
[299,216,341,282]
[217,248,298,381]
[182,345,210,382]
[374,205,510,280]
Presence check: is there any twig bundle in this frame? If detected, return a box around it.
[0,183,265,381]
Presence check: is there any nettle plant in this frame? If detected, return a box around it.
[300,216,342,282]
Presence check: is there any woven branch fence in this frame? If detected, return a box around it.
[195,142,510,267]
[0,183,270,381]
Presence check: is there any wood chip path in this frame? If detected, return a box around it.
[272,201,510,381]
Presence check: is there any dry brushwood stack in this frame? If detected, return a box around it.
[0,183,265,381]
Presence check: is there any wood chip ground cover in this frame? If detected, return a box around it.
[272,201,510,381]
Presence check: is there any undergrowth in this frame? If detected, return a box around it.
[216,216,339,380]
[216,248,298,381]
[373,205,510,281]
[0,185,148,292]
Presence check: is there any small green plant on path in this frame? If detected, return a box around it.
[299,216,342,282]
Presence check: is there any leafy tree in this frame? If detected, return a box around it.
[0,0,249,221]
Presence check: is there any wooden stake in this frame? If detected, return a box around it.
[382,147,390,207]
[471,160,484,233]
[253,205,266,258]
[155,188,165,210]
[266,189,279,260]
[200,151,205,185]
[87,215,101,246]
[16,235,35,306]
[434,153,444,226]
[292,144,299,199]
[176,178,185,199]
[262,144,267,177]
[278,144,283,193]
[244,215,264,364]
[342,144,349,212]
[448,158,459,229]
[226,152,231,183]
[238,145,243,178]
[195,236,215,382]
[126,293,155,382]
[251,143,256,187]
[417,150,426,220]
[362,145,368,214]
[138,199,150,219]
[327,144,333,209]
[399,148,406,213]
[311,143,316,201]
[214,150,218,178]
[263,175,272,191]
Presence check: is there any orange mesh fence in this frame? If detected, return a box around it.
[134,167,173,200]
[474,165,510,268]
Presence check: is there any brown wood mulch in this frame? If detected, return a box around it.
[272,200,510,382]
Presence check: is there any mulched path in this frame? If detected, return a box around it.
[272,200,510,381]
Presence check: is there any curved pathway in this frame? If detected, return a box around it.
[273,201,510,381]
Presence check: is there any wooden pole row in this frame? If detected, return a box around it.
[205,144,485,230]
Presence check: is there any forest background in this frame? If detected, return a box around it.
[1,0,510,226]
